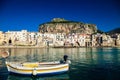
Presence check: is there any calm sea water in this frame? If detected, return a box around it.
[0,47,120,80]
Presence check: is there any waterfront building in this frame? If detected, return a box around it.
[53,33,66,47]
[64,34,73,47]
[0,31,5,45]
[116,34,120,46]
[35,32,45,46]
[78,34,86,47]
[102,34,108,46]
[64,33,85,47]
[93,34,103,46]
[28,32,37,45]
[5,30,28,45]
[0,29,120,47]
[43,33,55,46]
[37,33,55,47]
[85,34,92,47]
[91,34,98,47]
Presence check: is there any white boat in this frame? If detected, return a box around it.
[5,55,71,76]
[6,61,70,76]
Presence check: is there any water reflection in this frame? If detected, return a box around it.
[0,58,9,80]
[8,74,69,80]
[0,47,120,80]
[1,48,119,65]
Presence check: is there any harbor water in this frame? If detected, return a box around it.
[0,47,120,80]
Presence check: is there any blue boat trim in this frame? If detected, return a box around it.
[9,70,68,76]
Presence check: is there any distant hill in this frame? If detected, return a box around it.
[107,28,120,34]
[39,18,98,34]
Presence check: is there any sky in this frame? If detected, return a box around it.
[0,0,120,32]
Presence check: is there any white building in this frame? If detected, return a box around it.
[28,32,37,41]
[78,34,86,46]
[5,30,28,44]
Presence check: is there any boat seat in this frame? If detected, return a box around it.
[22,63,39,68]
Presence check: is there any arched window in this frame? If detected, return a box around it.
[9,39,12,44]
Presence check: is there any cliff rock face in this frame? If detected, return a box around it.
[39,18,97,34]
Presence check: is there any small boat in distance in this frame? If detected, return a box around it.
[5,55,71,76]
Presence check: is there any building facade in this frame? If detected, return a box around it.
[0,30,120,47]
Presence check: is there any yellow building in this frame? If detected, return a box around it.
[0,31,5,45]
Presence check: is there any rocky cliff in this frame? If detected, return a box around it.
[39,18,97,34]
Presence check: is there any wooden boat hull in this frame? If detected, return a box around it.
[6,62,69,76]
